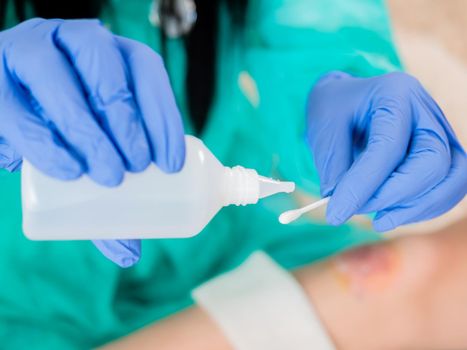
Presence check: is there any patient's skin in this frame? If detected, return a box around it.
[295,240,421,350]
[102,218,467,350]
[332,243,401,297]
[296,218,467,350]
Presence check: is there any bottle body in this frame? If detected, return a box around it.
[22,136,228,239]
[22,136,295,240]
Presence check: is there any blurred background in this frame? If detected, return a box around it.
[387,0,467,234]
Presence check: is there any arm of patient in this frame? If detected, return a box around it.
[101,218,467,350]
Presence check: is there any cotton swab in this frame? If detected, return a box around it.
[279,197,330,224]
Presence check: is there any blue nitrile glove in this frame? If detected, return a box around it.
[307,71,466,232]
[0,19,186,267]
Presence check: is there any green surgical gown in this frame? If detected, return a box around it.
[0,0,402,348]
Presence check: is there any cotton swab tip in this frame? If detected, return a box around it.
[279,210,302,224]
[279,197,330,225]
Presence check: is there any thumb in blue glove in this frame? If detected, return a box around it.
[307,71,466,231]
[92,240,142,268]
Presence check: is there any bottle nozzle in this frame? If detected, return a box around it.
[258,176,295,199]
[224,167,295,206]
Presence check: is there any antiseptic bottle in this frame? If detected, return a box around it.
[22,136,294,240]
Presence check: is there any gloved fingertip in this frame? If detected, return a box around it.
[326,197,356,226]
[326,207,346,226]
[326,211,345,226]
[159,147,186,174]
[103,172,125,187]
[320,184,333,198]
[121,131,152,173]
[126,153,151,173]
[316,71,352,85]
[170,152,186,173]
[58,171,83,181]
[44,160,84,181]
[170,135,187,173]
[373,214,396,232]
[90,164,125,187]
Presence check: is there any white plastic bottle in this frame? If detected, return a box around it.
[22,136,295,240]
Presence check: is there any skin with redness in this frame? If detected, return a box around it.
[332,243,401,297]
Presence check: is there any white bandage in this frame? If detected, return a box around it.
[192,251,335,350]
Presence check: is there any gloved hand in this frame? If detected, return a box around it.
[0,19,186,267]
[307,71,466,231]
